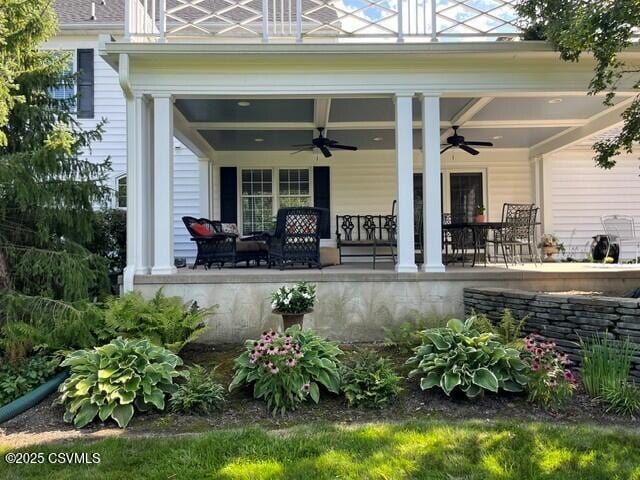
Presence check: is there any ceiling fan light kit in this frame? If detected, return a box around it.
[440,125,494,156]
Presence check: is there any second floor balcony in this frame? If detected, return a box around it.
[126,0,524,43]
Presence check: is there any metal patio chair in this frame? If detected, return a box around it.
[486,203,538,266]
[601,215,640,263]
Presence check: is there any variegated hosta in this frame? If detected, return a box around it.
[58,337,183,428]
[406,318,529,399]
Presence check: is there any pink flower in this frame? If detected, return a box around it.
[270,366,279,374]
[564,370,576,383]
[531,362,540,372]
[286,358,297,368]
[302,383,310,392]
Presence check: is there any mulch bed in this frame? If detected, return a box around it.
[2,343,639,449]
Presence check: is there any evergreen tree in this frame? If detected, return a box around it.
[0,0,112,360]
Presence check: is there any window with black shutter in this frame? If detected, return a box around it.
[76,49,94,118]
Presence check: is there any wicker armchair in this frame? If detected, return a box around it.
[267,207,322,270]
[182,216,236,269]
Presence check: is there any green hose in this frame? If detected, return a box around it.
[0,369,69,424]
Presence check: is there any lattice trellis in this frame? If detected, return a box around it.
[130,0,522,40]
[435,0,521,36]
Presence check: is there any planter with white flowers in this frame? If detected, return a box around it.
[271,282,316,330]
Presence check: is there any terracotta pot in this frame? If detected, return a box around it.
[473,214,486,223]
[274,309,312,330]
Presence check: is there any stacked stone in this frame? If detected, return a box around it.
[463,287,640,380]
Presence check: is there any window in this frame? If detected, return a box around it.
[241,169,273,233]
[116,175,127,209]
[49,51,74,101]
[449,172,484,223]
[278,169,310,208]
[76,49,94,118]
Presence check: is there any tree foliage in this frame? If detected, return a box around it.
[517,0,640,168]
[0,0,112,361]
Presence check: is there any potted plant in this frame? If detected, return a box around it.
[271,282,316,330]
[473,205,486,223]
[538,234,565,261]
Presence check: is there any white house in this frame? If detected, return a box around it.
[51,0,640,342]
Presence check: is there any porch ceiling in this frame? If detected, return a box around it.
[173,93,632,155]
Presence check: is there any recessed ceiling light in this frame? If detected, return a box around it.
[254,138,264,142]
[548,98,563,104]
[237,101,251,107]
[492,135,503,140]
[373,137,383,141]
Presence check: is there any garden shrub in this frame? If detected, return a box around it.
[170,365,226,415]
[473,309,527,348]
[341,349,402,408]
[0,352,59,406]
[522,334,577,408]
[407,318,529,399]
[229,326,342,415]
[580,333,635,397]
[601,382,640,416]
[58,337,183,428]
[104,290,214,353]
[383,312,451,354]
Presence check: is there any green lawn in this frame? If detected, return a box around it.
[2,419,640,480]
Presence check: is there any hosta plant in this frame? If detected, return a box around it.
[406,318,529,399]
[229,326,342,415]
[58,337,183,428]
[341,349,402,408]
[523,334,577,408]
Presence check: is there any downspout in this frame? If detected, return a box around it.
[119,54,136,293]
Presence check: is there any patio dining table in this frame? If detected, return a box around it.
[443,221,505,267]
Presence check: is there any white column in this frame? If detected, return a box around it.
[394,93,417,273]
[134,94,152,275]
[151,94,177,275]
[421,94,445,272]
[198,157,211,218]
[122,95,140,292]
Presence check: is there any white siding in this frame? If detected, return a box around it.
[214,148,533,242]
[44,35,201,263]
[546,150,640,259]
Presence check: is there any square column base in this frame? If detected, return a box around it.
[422,264,446,273]
[151,266,178,275]
[395,264,418,273]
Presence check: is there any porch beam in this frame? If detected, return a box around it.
[151,94,178,275]
[394,93,417,273]
[421,94,445,272]
[440,97,494,142]
[314,97,332,131]
[173,107,216,158]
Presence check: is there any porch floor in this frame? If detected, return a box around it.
[136,261,640,284]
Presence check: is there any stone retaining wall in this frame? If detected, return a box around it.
[463,287,640,379]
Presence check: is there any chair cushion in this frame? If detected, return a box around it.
[236,240,264,252]
[191,222,214,237]
[221,223,240,236]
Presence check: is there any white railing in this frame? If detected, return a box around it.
[125,0,523,43]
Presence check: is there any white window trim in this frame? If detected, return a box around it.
[238,167,314,235]
[114,173,127,210]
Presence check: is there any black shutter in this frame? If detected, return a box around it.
[76,49,94,118]
[220,167,238,224]
[313,166,330,239]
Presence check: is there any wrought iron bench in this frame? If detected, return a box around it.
[335,214,396,269]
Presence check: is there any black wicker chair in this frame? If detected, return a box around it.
[182,216,235,269]
[267,207,322,270]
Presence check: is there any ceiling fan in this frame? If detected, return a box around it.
[441,125,493,156]
[291,128,358,158]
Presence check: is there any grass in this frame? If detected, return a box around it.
[2,419,640,479]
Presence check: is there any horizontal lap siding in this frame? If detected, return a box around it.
[547,152,640,259]
[49,36,201,263]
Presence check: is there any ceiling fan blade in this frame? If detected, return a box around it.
[291,143,314,147]
[440,145,453,154]
[319,145,332,158]
[290,147,314,155]
[465,141,493,147]
[331,144,358,151]
[460,144,480,156]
